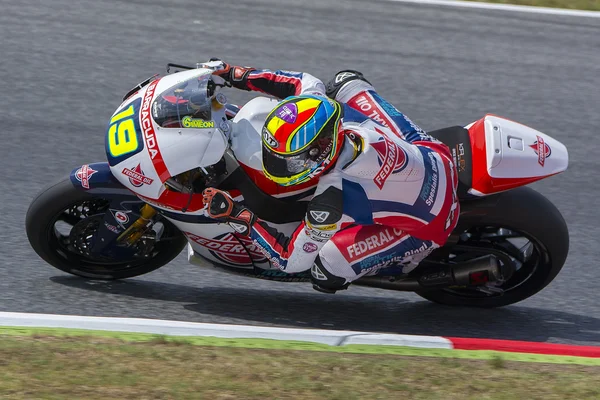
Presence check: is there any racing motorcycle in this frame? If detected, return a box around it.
[26,63,570,308]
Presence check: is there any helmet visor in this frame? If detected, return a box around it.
[262,125,336,179]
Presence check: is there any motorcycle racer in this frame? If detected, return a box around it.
[202,60,460,293]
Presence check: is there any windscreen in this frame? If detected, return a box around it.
[152,74,213,129]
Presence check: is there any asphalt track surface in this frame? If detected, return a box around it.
[1,0,599,345]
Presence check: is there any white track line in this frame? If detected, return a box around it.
[0,312,453,349]
[382,0,600,18]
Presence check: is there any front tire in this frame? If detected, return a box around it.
[416,187,569,307]
[26,177,187,280]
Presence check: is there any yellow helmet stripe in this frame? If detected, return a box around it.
[295,97,321,114]
[262,165,311,186]
[266,116,286,136]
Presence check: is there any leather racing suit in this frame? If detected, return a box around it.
[225,68,460,290]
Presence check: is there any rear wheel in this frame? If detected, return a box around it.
[416,187,569,307]
[26,177,187,280]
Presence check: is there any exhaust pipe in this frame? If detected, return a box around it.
[354,255,503,292]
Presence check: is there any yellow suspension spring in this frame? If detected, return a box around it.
[117,204,157,245]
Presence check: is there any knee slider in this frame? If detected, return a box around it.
[325,70,372,99]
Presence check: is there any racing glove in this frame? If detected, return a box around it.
[202,188,256,236]
[200,58,256,91]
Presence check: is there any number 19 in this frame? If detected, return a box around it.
[107,105,139,157]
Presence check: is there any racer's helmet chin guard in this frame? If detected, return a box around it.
[261,95,343,187]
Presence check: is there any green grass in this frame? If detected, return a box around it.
[1,326,599,365]
[466,0,600,11]
[0,328,599,399]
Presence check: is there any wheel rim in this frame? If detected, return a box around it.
[47,198,181,274]
[439,225,548,299]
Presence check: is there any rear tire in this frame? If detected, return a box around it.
[416,187,569,307]
[26,177,187,280]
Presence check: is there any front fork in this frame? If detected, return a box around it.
[69,162,161,257]
[116,204,157,246]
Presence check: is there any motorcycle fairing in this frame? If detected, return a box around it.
[427,126,473,199]
[70,162,133,197]
[466,115,568,196]
[69,162,149,257]
[106,69,229,201]
[105,98,145,167]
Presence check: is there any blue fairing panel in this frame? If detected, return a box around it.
[69,162,134,198]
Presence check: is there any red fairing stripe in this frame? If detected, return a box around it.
[447,337,600,358]
[246,71,304,96]
[138,191,205,213]
[138,189,242,213]
[140,79,171,183]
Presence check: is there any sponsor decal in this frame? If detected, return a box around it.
[371,130,409,190]
[451,142,467,173]
[343,227,406,263]
[335,71,356,83]
[309,210,330,223]
[122,163,154,187]
[315,223,337,231]
[404,241,431,257]
[229,222,249,235]
[253,236,287,270]
[311,263,328,280]
[185,232,267,267]
[262,129,279,148]
[304,227,334,243]
[349,238,435,275]
[141,79,170,181]
[104,222,120,234]
[181,116,215,129]
[110,209,131,229]
[357,253,406,274]
[350,95,389,127]
[303,242,318,253]
[74,165,97,190]
[275,103,297,124]
[530,135,551,167]
[418,152,439,207]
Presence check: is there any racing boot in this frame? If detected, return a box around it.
[310,257,350,294]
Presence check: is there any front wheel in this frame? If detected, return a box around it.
[416,187,569,308]
[26,177,187,280]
